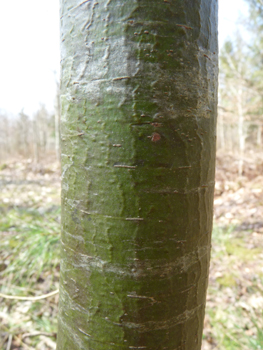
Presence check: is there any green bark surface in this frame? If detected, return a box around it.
[57,0,218,349]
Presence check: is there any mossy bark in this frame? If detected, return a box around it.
[57,1,218,349]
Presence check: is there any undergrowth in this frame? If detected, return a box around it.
[203,225,263,350]
[0,206,60,286]
[0,205,60,348]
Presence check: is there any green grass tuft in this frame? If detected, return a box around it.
[0,206,60,287]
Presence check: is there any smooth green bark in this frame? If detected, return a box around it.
[57,1,218,349]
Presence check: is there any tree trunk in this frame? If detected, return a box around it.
[257,124,262,147]
[237,85,245,176]
[57,1,218,349]
[55,81,61,162]
[33,119,40,164]
[218,111,225,150]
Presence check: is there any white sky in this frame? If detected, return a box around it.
[0,0,60,117]
[0,0,249,117]
[219,0,249,47]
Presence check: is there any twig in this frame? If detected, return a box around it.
[22,332,56,340]
[0,289,59,301]
[6,334,12,350]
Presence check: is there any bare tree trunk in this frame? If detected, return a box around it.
[218,111,225,150]
[33,119,40,164]
[257,124,262,147]
[55,83,61,162]
[57,1,218,349]
[237,86,245,175]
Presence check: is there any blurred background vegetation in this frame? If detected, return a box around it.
[1,0,263,349]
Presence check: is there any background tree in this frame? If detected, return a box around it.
[218,1,263,172]
[0,106,57,164]
[219,36,260,174]
[246,0,263,143]
[57,1,218,349]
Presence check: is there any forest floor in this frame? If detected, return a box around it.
[203,150,263,350]
[0,151,263,350]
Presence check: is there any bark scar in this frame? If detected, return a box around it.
[114,165,137,169]
[78,328,91,337]
[125,218,144,221]
[176,24,193,30]
[151,133,161,142]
